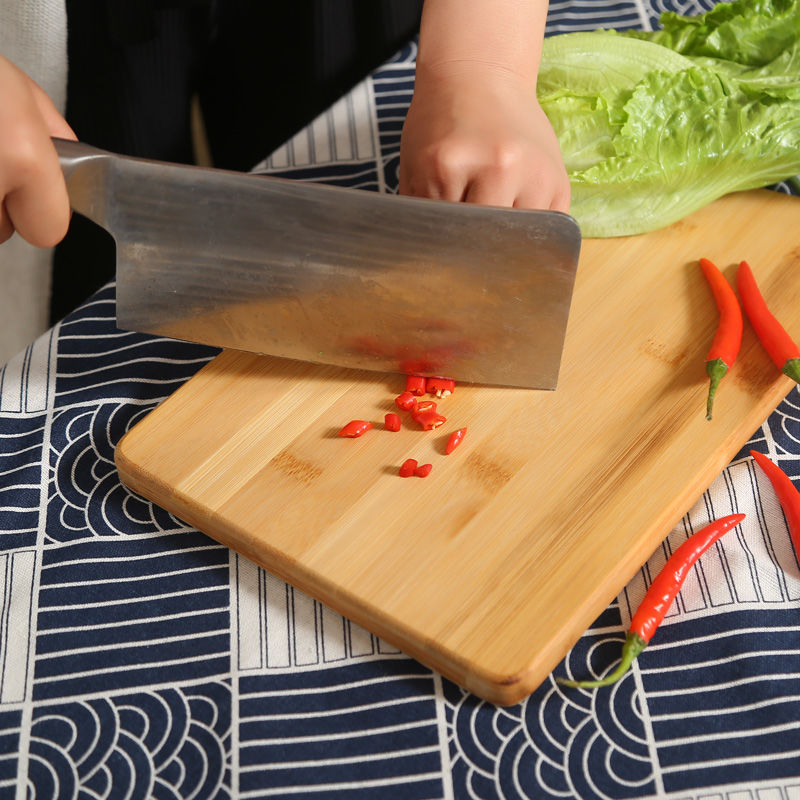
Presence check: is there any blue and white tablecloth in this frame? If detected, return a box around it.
[3,2,800,797]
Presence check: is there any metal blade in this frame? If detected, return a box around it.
[56,139,581,388]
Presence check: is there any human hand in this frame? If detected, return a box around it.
[399,61,570,212]
[0,55,76,248]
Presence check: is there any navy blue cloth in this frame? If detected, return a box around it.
[2,1,800,797]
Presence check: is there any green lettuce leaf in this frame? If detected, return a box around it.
[539,0,800,237]
[627,0,800,66]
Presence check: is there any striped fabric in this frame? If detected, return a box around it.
[3,1,800,797]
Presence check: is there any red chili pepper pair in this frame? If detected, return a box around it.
[559,512,746,689]
[702,258,800,420]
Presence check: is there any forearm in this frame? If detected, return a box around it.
[417,0,548,83]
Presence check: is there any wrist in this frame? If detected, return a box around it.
[416,57,538,85]
[413,59,540,104]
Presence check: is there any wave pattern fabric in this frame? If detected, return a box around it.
[2,1,800,797]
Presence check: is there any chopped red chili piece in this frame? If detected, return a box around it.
[413,411,447,430]
[338,420,373,438]
[445,428,467,454]
[399,458,418,477]
[405,375,427,396]
[412,400,438,415]
[426,377,455,398]
[414,463,433,477]
[384,413,402,432]
[394,392,417,411]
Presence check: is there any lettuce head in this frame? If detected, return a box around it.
[540,0,800,237]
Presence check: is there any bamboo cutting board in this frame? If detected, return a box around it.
[116,189,800,705]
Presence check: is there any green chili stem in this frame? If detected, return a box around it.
[557,632,647,689]
[705,358,729,421]
[782,358,800,384]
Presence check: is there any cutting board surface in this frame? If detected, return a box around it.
[116,189,800,705]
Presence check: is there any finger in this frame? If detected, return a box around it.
[29,78,76,141]
[4,143,71,248]
[0,62,72,247]
[400,141,474,203]
[462,171,518,208]
[549,179,571,214]
[401,175,468,203]
[514,172,571,213]
[406,167,469,203]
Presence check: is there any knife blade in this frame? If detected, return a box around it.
[55,138,581,389]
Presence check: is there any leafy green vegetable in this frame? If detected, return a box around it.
[627,0,800,66]
[540,0,800,237]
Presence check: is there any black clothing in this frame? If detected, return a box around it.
[52,0,422,323]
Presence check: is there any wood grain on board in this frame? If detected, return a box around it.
[116,189,800,705]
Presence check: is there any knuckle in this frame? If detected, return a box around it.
[488,142,523,174]
[424,140,468,176]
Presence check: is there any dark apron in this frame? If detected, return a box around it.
[53,0,422,322]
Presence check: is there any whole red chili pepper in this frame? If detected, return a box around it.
[737,260,800,383]
[338,420,373,438]
[699,258,742,421]
[445,428,467,454]
[558,512,745,689]
[750,450,800,556]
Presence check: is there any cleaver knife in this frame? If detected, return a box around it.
[56,138,581,389]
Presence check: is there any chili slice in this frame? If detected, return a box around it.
[413,411,447,430]
[412,400,438,415]
[445,428,467,454]
[699,258,742,420]
[426,377,455,398]
[394,392,417,411]
[737,260,800,383]
[338,420,373,438]
[750,449,800,556]
[384,413,402,432]
[405,376,427,396]
[558,512,745,689]
[414,463,433,477]
[399,458,418,477]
